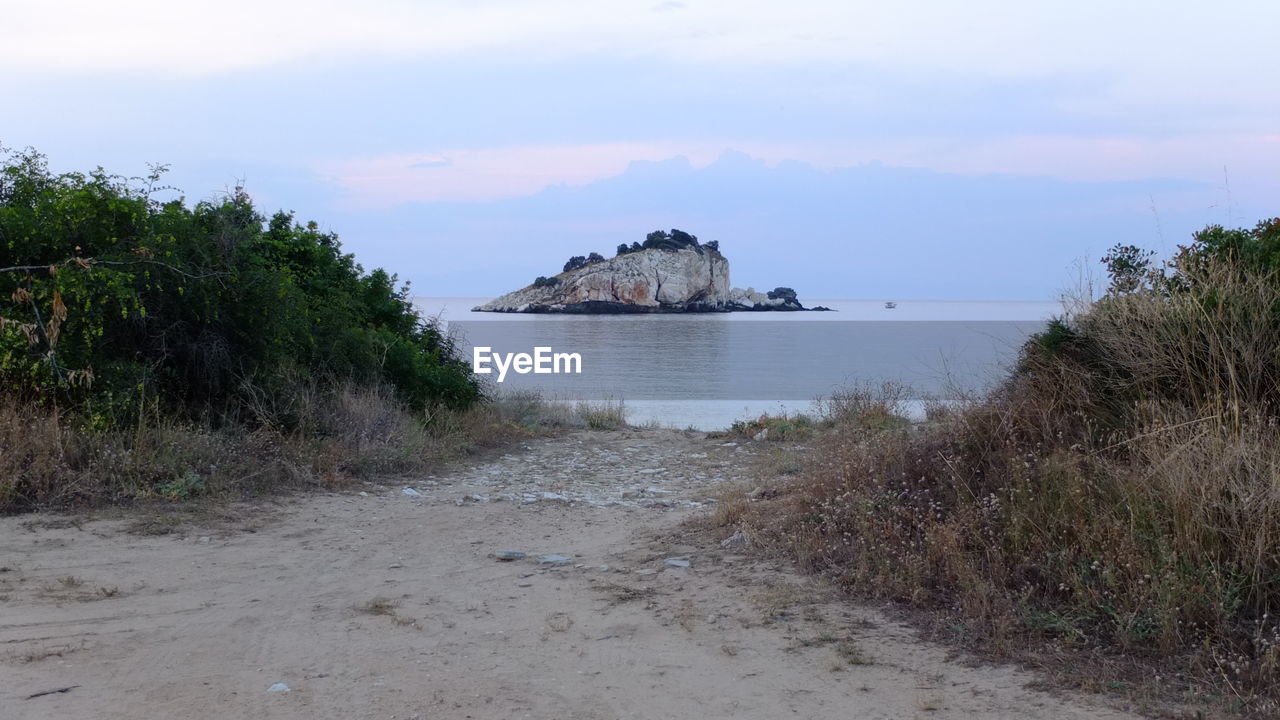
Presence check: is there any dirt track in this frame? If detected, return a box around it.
[1,429,1140,719]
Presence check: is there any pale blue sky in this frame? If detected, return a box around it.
[4,1,1277,299]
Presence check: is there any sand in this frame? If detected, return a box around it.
[1,429,1140,719]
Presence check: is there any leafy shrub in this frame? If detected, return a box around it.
[641,228,699,251]
[532,275,559,288]
[737,219,1280,712]
[0,147,478,428]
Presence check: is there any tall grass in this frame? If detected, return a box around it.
[0,386,625,513]
[731,258,1280,713]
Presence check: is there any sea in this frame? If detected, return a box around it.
[414,297,1062,430]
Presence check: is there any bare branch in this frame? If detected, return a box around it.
[0,257,226,281]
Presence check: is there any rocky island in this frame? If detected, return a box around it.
[473,230,827,313]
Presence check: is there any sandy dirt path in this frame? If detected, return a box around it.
[1,429,1140,720]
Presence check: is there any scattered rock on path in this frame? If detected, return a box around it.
[267,683,290,693]
[536,554,572,565]
[664,557,691,568]
[401,487,423,497]
[720,531,750,549]
[494,550,526,561]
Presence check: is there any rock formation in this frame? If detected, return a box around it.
[473,243,817,313]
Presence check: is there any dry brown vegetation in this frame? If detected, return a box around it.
[0,387,626,513]
[725,260,1280,717]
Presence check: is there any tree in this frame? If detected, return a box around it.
[533,275,559,288]
[586,252,605,264]
[669,228,698,247]
[644,230,669,247]
[704,240,719,252]
[0,147,479,424]
[616,243,631,256]
[563,255,588,273]
[641,229,699,251]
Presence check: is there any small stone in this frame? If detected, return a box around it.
[494,550,526,561]
[539,492,569,502]
[197,536,211,544]
[267,682,290,693]
[536,554,572,565]
[358,491,369,497]
[663,557,691,568]
[748,486,766,499]
[752,428,769,441]
[388,563,403,569]
[635,569,658,576]
[401,487,423,497]
[720,531,750,549]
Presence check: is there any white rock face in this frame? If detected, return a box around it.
[475,246,733,312]
[726,287,796,310]
[474,245,809,313]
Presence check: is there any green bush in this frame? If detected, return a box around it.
[0,147,478,428]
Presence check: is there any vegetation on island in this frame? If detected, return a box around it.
[0,148,613,513]
[542,228,716,286]
[722,218,1280,715]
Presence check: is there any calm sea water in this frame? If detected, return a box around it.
[415,297,1060,430]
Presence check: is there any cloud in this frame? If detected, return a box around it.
[319,143,729,206]
[408,157,452,169]
[5,1,1278,95]
[329,149,1219,300]
[318,131,1280,208]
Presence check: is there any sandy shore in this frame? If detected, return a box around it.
[2,429,1139,719]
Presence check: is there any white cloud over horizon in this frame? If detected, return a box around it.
[320,133,1278,207]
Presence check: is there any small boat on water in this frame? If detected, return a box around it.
[884,301,897,309]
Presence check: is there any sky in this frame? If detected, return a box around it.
[3,0,1277,300]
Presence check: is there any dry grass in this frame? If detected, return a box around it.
[592,580,655,606]
[357,597,400,616]
[726,261,1280,716]
[751,581,807,623]
[0,385,623,514]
